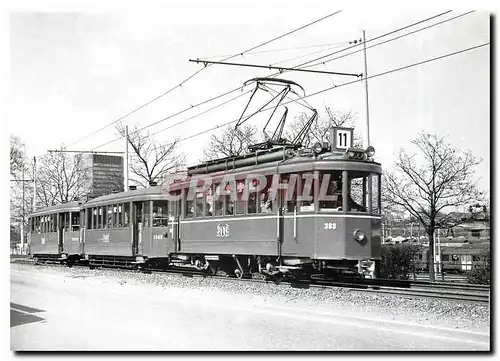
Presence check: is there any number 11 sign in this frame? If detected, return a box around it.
[331,127,353,150]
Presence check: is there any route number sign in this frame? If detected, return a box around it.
[335,128,352,149]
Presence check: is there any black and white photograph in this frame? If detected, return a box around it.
[7,0,491,352]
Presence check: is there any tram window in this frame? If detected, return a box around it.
[205,187,214,216]
[143,201,151,227]
[185,189,194,219]
[105,206,112,229]
[135,202,143,224]
[124,203,130,227]
[452,255,459,262]
[224,183,234,216]
[257,175,273,214]
[247,178,259,214]
[213,184,224,216]
[62,213,69,230]
[235,180,246,215]
[371,173,381,214]
[248,192,258,214]
[260,193,273,213]
[153,200,169,227]
[349,172,368,212]
[111,205,117,228]
[115,204,122,228]
[281,174,298,213]
[36,217,41,233]
[195,192,205,218]
[299,172,315,212]
[71,212,80,231]
[441,254,449,262]
[98,207,106,229]
[318,172,343,211]
[87,209,92,229]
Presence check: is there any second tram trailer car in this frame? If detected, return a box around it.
[29,201,83,264]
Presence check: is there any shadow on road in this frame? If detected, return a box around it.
[10,303,45,328]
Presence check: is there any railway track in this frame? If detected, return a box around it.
[11,257,490,303]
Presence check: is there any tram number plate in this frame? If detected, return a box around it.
[324,222,337,230]
[153,234,163,240]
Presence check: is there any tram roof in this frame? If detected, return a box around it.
[83,186,167,207]
[30,201,81,217]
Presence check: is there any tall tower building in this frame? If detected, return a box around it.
[85,154,124,198]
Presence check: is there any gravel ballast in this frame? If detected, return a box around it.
[11,261,490,332]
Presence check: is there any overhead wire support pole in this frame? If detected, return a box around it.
[362,30,371,147]
[125,125,129,192]
[33,156,36,212]
[189,59,362,78]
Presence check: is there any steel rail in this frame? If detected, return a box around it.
[11,258,489,303]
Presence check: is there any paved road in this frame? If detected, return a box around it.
[10,264,489,351]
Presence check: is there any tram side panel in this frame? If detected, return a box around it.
[179,217,278,256]
[84,228,134,256]
[282,215,321,257]
[312,215,348,259]
[141,226,171,258]
[62,230,81,255]
[342,217,380,260]
[30,232,60,255]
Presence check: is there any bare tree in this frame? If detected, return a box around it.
[35,150,90,207]
[117,123,186,188]
[382,132,484,281]
[203,124,258,160]
[10,136,32,248]
[286,106,362,148]
[10,135,26,177]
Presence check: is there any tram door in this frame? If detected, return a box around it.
[276,178,286,259]
[169,199,180,253]
[58,212,64,253]
[132,202,144,255]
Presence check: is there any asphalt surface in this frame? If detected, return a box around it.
[10,264,490,351]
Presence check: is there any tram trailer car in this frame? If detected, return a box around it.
[416,245,489,273]
[81,187,172,268]
[28,126,382,278]
[28,202,83,264]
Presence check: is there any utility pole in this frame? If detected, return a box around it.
[125,125,129,191]
[32,156,36,212]
[21,166,25,254]
[362,30,371,147]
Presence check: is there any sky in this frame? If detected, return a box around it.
[6,0,491,193]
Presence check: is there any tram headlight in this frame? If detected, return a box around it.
[354,229,366,243]
[313,142,323,154]
[365,146,375,158]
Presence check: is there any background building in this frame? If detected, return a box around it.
[85,154,124,199]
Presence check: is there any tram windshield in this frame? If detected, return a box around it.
[318,171,381,213]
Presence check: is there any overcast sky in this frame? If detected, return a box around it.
[7,0,491,192]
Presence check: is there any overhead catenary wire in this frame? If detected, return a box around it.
[173,42,489,146]
[288,10,453,71]
[300,10,476,72]
[66,10,343,149]
[91,10,466,151]
[148,89,254,138]
[200,41,350,59]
